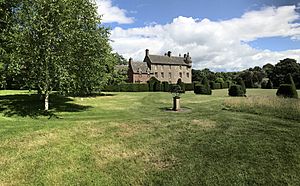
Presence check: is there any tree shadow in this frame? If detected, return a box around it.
[71,92,117,98]
[0,93,92,118]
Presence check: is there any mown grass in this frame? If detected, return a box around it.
[0,89,299,185]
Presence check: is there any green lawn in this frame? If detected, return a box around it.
[0,89,299,185]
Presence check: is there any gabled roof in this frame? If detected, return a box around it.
[147,55,190,66]
[130,61,150,74]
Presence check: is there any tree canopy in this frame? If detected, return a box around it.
[3,0,115,110]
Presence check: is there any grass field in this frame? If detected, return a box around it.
[0,89,300,185]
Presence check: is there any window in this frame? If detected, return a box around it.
[161,65,164,70]
[187,73,189,78]
[154,65,157,70]
[169,65,171,70]
[179,72,182,78]
[155,72,158,78]
[161,72,164,78]
[169,72,172,79]
[180,65,182,70]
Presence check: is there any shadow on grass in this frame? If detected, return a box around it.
[71,92,117,98]
[0,93,92,118]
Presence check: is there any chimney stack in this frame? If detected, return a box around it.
[167,51,171,57]
[145,49,149,56]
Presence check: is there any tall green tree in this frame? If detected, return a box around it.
[270,58,300,88]
[11,0,113,110]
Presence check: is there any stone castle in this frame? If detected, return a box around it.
[128,49,192,84]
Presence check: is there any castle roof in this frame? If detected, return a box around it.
[130,61,150,74]
[147,55,192,66]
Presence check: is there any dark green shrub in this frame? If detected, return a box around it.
[153,81,161,92]
[245,79,254,88]
[170,84,184,95]
[237,79,246,94]
[177,79,185,93]
[193,81,200,89]
[228,85,245,97]
[136,84,149,92]
[162,82,170,92]
[209,82,215,90]
[276,84,298,98]
[148,77,160,92]
[194,85,212,95]
[185,83,194,91]
[201,77,209,86]
[103,85,121,92]
[103,83,149,92]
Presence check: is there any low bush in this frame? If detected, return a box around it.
[194,84,212,95]
[276,84,298,98]
[228,85,245,97]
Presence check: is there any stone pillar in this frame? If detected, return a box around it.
[173,97,180,111]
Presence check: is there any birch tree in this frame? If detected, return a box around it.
[11,0,113,111]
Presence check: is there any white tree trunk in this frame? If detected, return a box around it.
[44,93,49,111]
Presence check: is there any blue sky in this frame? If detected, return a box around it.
[96,0,300,71]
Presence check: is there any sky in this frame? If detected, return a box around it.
[96,0,300,71]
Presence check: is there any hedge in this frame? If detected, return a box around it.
[161,82,170,92]
[104,81,195,92]
[104,83,149,92]
[194,84,212,95]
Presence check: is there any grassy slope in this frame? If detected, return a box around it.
[0,89,299,185]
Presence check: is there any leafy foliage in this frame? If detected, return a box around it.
[276,74,298,99]
[5,0,114,109]
[228,85,245,97]
[194,79,212,95]
[276,84,298,99]
[270,58,300,88]
[237,78,246,94]
[177,79,185,93]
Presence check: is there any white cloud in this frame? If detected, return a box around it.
[96,0,134,24]
[110,5,300,71]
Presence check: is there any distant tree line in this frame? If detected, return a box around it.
[192,58,300,89]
